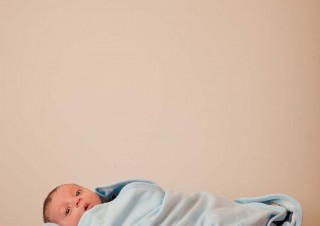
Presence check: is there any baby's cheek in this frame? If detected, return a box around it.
[72,209,85,226]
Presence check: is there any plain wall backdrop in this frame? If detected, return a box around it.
[0,0,319,225]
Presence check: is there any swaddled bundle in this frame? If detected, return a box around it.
[44,179,303,226]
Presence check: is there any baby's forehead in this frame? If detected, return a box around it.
[59,183,81,189]
[52,184,82,198]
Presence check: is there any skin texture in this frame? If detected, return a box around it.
[46,184,102,226]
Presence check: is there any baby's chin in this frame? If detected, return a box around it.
[82,204,96,217]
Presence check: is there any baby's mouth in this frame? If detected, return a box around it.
[84,204,89,211]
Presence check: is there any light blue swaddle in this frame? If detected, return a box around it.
[43,179,303,226]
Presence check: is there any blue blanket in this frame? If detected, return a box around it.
[44,179,303,226]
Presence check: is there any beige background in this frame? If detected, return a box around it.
[0,0,319,225]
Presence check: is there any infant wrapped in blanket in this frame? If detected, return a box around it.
[43,179,303,226]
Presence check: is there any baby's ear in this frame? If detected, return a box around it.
[43,223,60,226]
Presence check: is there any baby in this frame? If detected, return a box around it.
[43,184,102,226]
[43,179,303,226]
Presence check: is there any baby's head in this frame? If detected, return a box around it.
[43,184,102,226]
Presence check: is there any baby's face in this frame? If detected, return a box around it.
[46,184,102,226]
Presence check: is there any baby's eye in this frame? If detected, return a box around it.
[76,190,81,196]
[65,208,70,215]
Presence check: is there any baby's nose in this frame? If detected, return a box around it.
[75,197,82,207]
